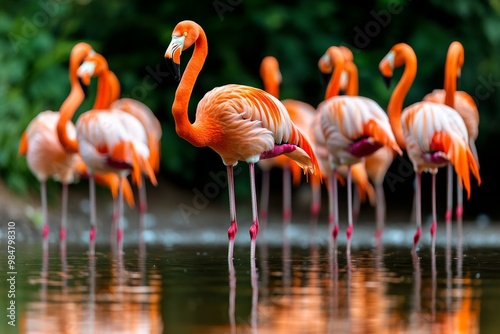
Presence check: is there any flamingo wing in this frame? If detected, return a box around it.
[196,84,320,175]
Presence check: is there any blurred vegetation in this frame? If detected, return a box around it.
[1,0,499,217]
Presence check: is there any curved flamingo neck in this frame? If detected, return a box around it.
[57,44,92,153]
[387,46,417,150]
[92,69,114,110]
[260,60,280,98]
[172,26,209,147]
[444,42,463,107]
[345,61,359,96]
[324,48,345,100]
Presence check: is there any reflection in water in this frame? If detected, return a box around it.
[14,236,491,334]
[22,245,163,333]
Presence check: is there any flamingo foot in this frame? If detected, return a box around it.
[445,209,452,223]
[59,227,66,241]
[413,227,422,249]
[332,224,339,240]
[117,228,124,242]
[42,224,50,239]
[374,229,383,244]
[456,205,463,220]
[430,220,437,237]
[249,221,259,241]
[310,202,320,219]
[228,220,238,241]
[346,225,353,241]
[89,226,97,242]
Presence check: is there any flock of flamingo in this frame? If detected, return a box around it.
[19,20,481,259]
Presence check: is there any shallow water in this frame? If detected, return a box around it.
[2,221,500,334]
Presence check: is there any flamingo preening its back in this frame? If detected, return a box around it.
[164,20,320,260]
[379,43,481,252]
[423,41,480,234]
[316,45,402,252]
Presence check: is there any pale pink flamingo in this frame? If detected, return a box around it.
[90,63,162,235]
[58,51,156,255]
[19,42,134,251]
[317,46,402,250]
[423,41,480,232]
[164,20,320,259]
[338,45,396,243]
[379,43,481,251]
[259,56,324,224]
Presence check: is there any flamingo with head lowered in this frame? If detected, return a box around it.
[164,20,320,260]
[379,43,481,252]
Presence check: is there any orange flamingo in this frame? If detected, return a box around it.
[423,41,480,229]
[58,51,156,255]
[316,46,402,250]
[86,58,162,235]
[164,20,320,259]
[379,43,481,251]
[259,56,325,224]
[19,42,135,251]
[338,46,396,243]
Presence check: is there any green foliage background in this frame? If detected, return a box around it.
[1,0,499,217]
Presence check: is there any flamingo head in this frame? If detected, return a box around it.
[165,20,201,81]
[76,51,109,98]
[379,50,395,88]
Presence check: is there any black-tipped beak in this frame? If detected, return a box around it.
[78,77,89,98]
[382,75,392,88]
[166,58,181,82]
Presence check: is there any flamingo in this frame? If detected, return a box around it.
[85,57,162,235]
[259,56,327,225]
[338,46,396,243]
[164,20,320,259]
[58,51,156,255]
[19,42,134,251]
[422,41,480,229]
[316,46,402,250]
[378,43,481,251]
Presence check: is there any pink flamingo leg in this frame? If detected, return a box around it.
[346,165,353,254]
[89,173,97,256]
[116,175,124,254]
[310,181,321,223]
[259,169,270,222]
[41,180,49,250]
[227,165,238,260]
[374,183,385,245]
[249,163,260,259]
[282,164,292,224]
[60,182,68,246]
[430,172,438,252]
[138,174,147,237]
[111,197,118,246]
[445,163,453,223]
[413,172,422,252]
[456,173,464,220]
[328,169,339,242]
